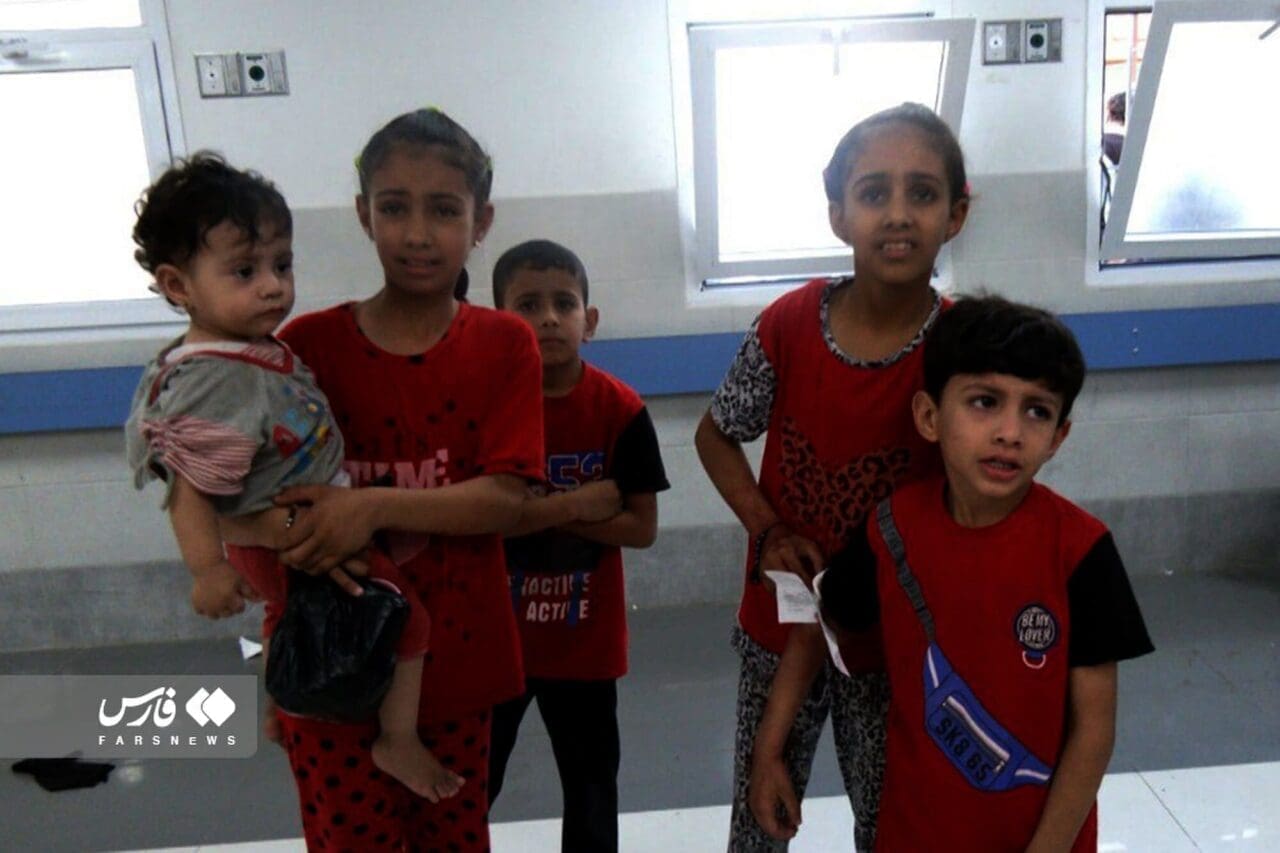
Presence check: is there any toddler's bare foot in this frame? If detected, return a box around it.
[372,732,465,801]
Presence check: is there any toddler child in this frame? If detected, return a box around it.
[125,152,461,802]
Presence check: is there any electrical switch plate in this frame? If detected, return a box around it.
[1024,19,1063,63]
[195,53,228,97]
[195,53,242,97]
[982,20,1022,64]
[238,50,288,95]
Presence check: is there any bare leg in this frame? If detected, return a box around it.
[371,656,465,801]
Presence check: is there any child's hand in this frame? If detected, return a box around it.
[326,555,371,598]
[748,752,801,840]
[759,524,823,587]
[272,485,376,573]
[191,563,247,619]
[572,480,623,523]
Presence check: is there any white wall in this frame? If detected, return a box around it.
[8,0,1271,377]
[165,0,677,206]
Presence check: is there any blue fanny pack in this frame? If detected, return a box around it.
[876,500,1053,792]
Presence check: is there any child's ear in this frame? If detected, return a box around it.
[944,196,971,243]
[583,305,600,341]
[355,195,373,238]
[153,264,189,308]
[911,390,941,443]
[828,201,850,245]
[1047,418,1072,457]
[471,202,495,247]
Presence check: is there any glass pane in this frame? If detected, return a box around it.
[1127,20,1280,238]
[714,39,945,261]
[0,68,154,307]
[0,0,140,30]
[1100,11,1149,166]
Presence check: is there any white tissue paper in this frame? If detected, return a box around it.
[765,570,850,676]
[766,571,819,623]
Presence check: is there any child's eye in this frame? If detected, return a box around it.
[857,187,887,204]
[911,186,939,203]
[435,204,461,218]
[275,258,293,275]
[555,297,578,312]
[378,202,405,216]
[515,299,537,314]
[969,394,997,410]
[1027,404,1055,421]
[234,266,255,281]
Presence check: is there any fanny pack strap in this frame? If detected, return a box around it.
[875,498,936,642]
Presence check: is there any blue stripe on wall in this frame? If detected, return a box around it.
[4,303,1279,435]
[0,366,143,434]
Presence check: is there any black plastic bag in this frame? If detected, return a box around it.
[265,571,409,722]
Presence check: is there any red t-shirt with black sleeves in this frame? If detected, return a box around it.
[827,477,1154,852]
[279,301,544,722]
[710,278,943,666]
[504,362,669,681]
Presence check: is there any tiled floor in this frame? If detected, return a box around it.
[112,763,1280,851]
[3,572,1277,852]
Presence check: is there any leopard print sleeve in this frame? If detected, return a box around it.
[709,318,776,442]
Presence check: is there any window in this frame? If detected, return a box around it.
[0,0,183,331]
[1097,9,1148,227]
[1089,0,1280,276]
[684,15,974,288]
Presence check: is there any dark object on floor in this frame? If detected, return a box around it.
[266,571,409,722]
[11,757,114,791]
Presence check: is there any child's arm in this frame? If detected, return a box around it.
[561,491,658,548]
[1025,662,1118,853]
[218,505,295,550]
[167,476,247,619]
[695,411,823,583]
[748,624,828,839]
[271,474,526,572]
[504,480,623,538]
[217,502,370,596]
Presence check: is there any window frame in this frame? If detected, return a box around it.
[0,0,185,333]
[682,12,974,290]
[1085,0,1280,286]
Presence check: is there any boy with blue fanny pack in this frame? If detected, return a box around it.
[750,295,1153,852]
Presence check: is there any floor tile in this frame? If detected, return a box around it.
[1096,772,1197,852]
[8,573,1280,852]
[1143,762,1280,851]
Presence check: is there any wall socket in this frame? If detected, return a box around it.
[195,50,288,98]
[1024,19,1062,63]
[982,20,1022,64]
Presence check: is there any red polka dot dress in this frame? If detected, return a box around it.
[278,301,544,851]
